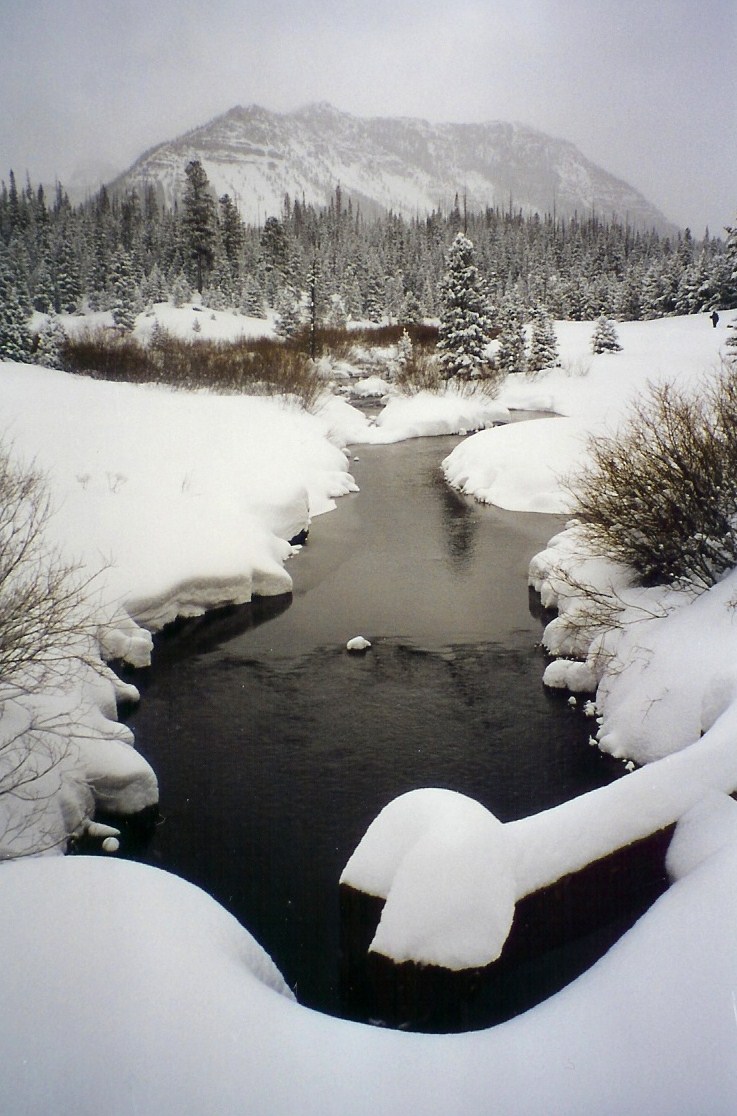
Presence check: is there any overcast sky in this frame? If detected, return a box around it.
[2,0,735,234]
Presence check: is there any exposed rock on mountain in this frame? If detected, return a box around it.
[110,102,674,232]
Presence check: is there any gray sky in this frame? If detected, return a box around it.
[2,0,735,234]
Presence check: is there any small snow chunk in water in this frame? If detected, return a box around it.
[346,635,371,652]
[583,700,597,717]
[102,837,120,853]
[568,695,577,707]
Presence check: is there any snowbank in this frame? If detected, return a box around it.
[443,414,584,512]
[42,301,278,344]
[441,312,737,764]
[0,360,361,851]
[444,312,732,509]
[362,386,509,444]
[3,822,737,1114]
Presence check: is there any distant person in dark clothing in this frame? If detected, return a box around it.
[711,311,720,328]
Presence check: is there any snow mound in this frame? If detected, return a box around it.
[341,788,515,969]
[363,387,509,444]
[443,415,584,512]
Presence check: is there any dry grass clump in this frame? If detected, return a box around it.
[62,329,324,409]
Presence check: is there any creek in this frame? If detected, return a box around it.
[124,431,623,1021]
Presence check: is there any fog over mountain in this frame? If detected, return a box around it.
[110,103,676,233]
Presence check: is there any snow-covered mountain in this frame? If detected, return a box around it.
[109,102,675,231]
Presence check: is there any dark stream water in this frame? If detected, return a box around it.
[123,433,623,1021]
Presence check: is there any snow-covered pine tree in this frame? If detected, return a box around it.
[384,275,404,325]
[274,285,302,339]
[397,328,413,369]
[326,293,348,328]
[340,265,363,322]
[527,307,559,374]
[496,300,527,375]
[400,289,422,323]
[0,258,32,361]
[109,248,139,330]
[52,235,82,313]
[34,312,68,369]
[31,255,55,313]
[240,274,266,318]
[436,232,492,380]
[722,216,737,308]
[170,270,192,308]
[591,315,622,353]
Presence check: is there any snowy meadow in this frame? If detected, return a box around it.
[2,305,737,1113]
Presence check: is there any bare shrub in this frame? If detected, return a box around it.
[0,447,91,688]
[62,328,324,409]
[567,365,737,589]
[0,444,100,856]
[395,352,443,394]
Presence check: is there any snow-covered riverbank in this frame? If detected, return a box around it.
[2,308,737,1112]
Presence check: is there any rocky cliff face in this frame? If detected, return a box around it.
[109,102,674,232]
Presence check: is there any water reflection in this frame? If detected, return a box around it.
[435,472,478,569]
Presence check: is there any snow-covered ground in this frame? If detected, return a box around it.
[3,308,737,1111]
[3,802,737,1114]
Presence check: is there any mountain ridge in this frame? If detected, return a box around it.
[109,102,676,233]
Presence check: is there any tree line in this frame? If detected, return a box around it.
[0,160,735,362]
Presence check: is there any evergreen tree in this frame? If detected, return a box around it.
[109,248,139,330]
[219,194,245,278]
[591,316,622,353]
[259,215,291,304]
[182,160,218,294]
[340,264,363,321]
[31,255,55,313]
[436,233,492,380]
[400,289,423,323]
[52,235,82,313]
[397,328,413,369]
[496,300,527,375]
[240,274,266,317]
[274,285,302,339]
[723,216,737,306]
[170,270,192,308]
[34,312,68,369]
[527,307,559,373]
[0,259,32,361]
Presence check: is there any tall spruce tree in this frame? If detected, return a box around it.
[182,160,218,294]
[436,233,492,380]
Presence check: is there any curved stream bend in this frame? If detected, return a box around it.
[124,434,622,1024]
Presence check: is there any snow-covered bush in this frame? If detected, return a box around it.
[568,368,737,589]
